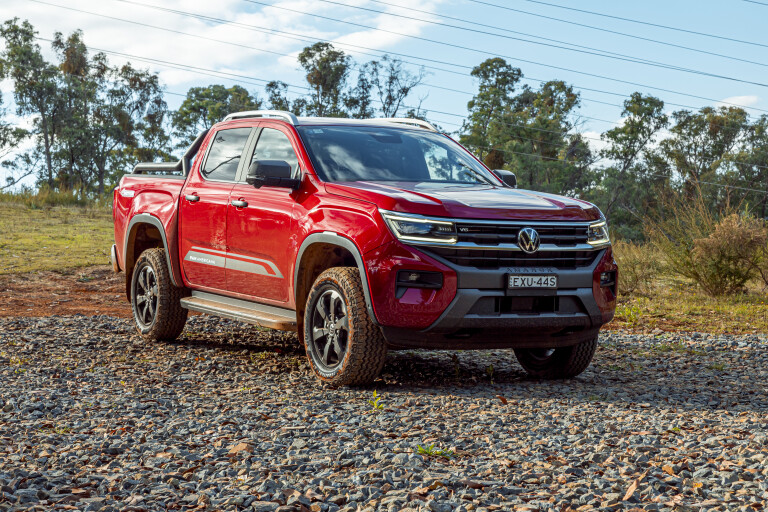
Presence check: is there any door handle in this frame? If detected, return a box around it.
[231,199,248,208]
[185,193,199,202]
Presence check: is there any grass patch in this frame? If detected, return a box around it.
[0,203,113,274]
[609,279,768,335]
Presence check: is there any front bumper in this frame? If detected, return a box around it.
[380,248,613,350]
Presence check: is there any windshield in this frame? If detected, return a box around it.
[297,125,499,185]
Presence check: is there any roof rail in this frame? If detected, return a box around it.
[222,110,299,125]
[379,118,437,132]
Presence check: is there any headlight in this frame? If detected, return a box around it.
[587,219,610,247]
[380,210,457,244]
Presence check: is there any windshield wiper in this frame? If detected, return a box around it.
[457,162,493,185]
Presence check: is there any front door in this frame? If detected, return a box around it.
[179,126,253,291]
[226,126,300,303]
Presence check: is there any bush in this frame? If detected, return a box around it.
[691,215,766,295]
[612,240,659,296]
[647,198,767,296]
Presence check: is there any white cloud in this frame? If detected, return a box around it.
[717,95,760,108]
[583,130,608,155]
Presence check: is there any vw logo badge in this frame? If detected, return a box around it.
[518,227,541,254]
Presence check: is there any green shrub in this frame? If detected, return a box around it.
[647,197,767,296]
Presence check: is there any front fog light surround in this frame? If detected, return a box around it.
[380,210,457,244]
[395,270,443,298]
[587,220,611,247]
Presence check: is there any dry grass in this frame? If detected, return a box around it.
[609,277,768,334]
[0,203,113,274]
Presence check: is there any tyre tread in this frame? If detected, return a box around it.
[304,267,387,387]
[131,248,188,341]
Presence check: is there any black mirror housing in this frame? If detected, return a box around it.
[494,169,517,188]
[246,160,301,189]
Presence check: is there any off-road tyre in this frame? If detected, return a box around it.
[130,248,188,341]
[303,267,387,387]
[514,337,597,379]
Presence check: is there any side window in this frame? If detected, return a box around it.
[201,128,252,181]
[251,128,300,177]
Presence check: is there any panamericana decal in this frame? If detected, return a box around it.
[184,246,283,278]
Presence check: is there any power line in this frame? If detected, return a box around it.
[465,143,768,195]
[29,31,768,173]
[462,0,768,69]
[519,0,768,49]
[108,0,768,115]
[245,0,768,89]
[8,46,768,186]
[313,0,766,80]
[25,2,764,144]
[743,0,768,5]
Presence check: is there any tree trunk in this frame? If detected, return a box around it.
[40,114,54,188]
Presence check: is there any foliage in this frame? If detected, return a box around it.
[171,84,260,148]
[365,55,424,118]
[612,240,661,296]
[1,19,172,195]
[416,444,454,459]
[367,390,384,411]
[647,196,767,296]
[298,42,351,117]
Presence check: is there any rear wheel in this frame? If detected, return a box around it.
[304,267,387,387]
[514,337,597,379]
[131,248,188,341]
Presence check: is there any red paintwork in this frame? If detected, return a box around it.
[593,247,618,323]
[114,117,616,329]
[364,241,457,328]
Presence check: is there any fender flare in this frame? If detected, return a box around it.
[294,232,378,325]
[124,214,180,287]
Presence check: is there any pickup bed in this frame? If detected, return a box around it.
[112,111,617,386]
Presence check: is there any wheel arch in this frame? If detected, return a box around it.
[123,214,179,300]
[294,233,378,337]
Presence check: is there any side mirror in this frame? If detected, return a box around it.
[246,160,300,189]
[494,169,517,188]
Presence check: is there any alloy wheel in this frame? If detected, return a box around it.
[133,264,158,328]
[309,289,349,371]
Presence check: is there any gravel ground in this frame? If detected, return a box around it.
[1,315,767,512]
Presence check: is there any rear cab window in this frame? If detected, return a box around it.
[201,127,252,182]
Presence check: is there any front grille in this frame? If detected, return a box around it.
[455,223,588,247]
[424,248,599,269]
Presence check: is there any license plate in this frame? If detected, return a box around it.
[507,274,558,289]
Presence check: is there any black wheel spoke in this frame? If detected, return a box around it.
[334,315,348,332]
[321,339,333,365]
[317,299,329,321]
[329,292,339,317]
[332,339,343,360]
[312,326,328,340]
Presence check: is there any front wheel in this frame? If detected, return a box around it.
[304,267,387,387]
[514,337,597,379]
[131,248,188,341]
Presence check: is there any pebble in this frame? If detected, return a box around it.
[0,315,766,511]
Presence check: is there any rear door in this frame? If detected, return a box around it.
[225,124,301,303]
[179,126,254,291]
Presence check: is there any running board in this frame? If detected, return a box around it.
[180,291,297,331]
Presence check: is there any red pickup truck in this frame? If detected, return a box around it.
[111,111,617,386]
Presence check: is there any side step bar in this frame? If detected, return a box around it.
[180,291,297,331]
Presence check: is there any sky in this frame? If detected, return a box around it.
[1,0,767,187]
